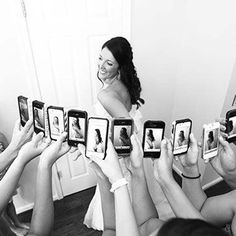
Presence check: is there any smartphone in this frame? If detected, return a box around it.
[17,96,29,127]
[172,118,192,156]
[111,118,133,155]
[226,109,236,143]
[142,120,165,158]
[67,109,87,146]
[202,122,220,160]
[32,100,45,135]
[47,106,65,141]
[85,117,109,160]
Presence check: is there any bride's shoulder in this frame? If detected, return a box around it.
[97,88,119,104]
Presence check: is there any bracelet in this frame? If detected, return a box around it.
[110,178,128,193]
[181,173,201,179]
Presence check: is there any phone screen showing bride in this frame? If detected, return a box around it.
[112,118,133,155]
[86,117,109,160]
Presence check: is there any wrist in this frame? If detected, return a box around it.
[6,144,19,160]
[158,175,176,189]
[131,166,145,178]
[110,172,124,185]
[182,165,200,176]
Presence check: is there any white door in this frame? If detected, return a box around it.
[19,0,131,197]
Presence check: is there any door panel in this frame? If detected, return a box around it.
[23,0,130,197]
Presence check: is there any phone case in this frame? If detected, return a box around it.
[32,100,45,135]
[47,106,65,141]
[142,120,165,158]
[172,118,192,156]
[85,117,109,160]
[17,96,29,127]
[111,118,133,155]
[226,109,236,143]
[202,122,220,160]
[67,109,87,146]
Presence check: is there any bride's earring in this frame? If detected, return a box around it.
[117,71,121,80]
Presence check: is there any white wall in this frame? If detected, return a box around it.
[131,0,236,185]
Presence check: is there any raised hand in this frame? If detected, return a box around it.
[177,133,201,178]
[90,139,123,184]
[215,118,228,139]
[8,119,34,154]
[17,132,50,164]
[40,132,71,168]
[153,139,174,184]
[210,136,236,178]
[124,134,143,174]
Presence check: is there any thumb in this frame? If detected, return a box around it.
[189,133,197,148]
[90,155,104,169]
[219,136,230,150]
[160,139,168,157]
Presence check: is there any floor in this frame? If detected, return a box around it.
[18,180,232,236]
[18,187,102,236]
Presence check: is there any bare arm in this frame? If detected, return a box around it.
[200,190,236,227]
[179,134,207,210]
[127,135,163,236]
[91,140,140,236]
[154,139,203,219]
[98,90,130,117]
[29,133,70,236]
[0,119,34,172]
[0,132,48,214]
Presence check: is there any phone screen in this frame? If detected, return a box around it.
[113,122,132,153]
[48,107,65,140]
[18,96,29,126]
[203,122,220,160]
[86,118,108,160]
[173,120,191,155]
[144,128,163,152]
[33,102,45,133]
[68,116,86,143]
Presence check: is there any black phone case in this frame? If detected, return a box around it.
[111,118,133,155]
[67,109,87,147]
[85,117,109,160]
[142,120,165,158]
[17,96,29,127]
[226,109,236,143]
[172,118,192,156]
[32,100,45,135]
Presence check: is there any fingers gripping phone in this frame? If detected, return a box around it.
[85,117,109,160]
[67,109,87,147]
[111,118,133,156]
[202,122,220,160]
[172,118,192,156]
[32,100,45,135]
[142,120,165,158]
[226,109,236,143]
[17,96,29,127]
[47,106,65,141]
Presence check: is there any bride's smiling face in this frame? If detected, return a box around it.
[97,47,119,82]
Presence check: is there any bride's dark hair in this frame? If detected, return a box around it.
[102,37,144,109]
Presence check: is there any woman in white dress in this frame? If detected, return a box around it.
[84,37,172,231]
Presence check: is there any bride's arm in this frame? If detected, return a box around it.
[98,90,130,118]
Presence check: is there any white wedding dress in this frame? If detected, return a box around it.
[83,101,174,231]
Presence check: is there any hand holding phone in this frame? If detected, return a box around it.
[202,122,220,161]
[172,118,192,156]
[67,109,87,147]
[111,118,133,156]
[85,117,109,160]
[142,120,165,158]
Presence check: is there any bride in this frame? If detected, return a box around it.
[84,36,144,230]
[84,37,172,231]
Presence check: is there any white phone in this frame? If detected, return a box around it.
[202,122,220,160]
